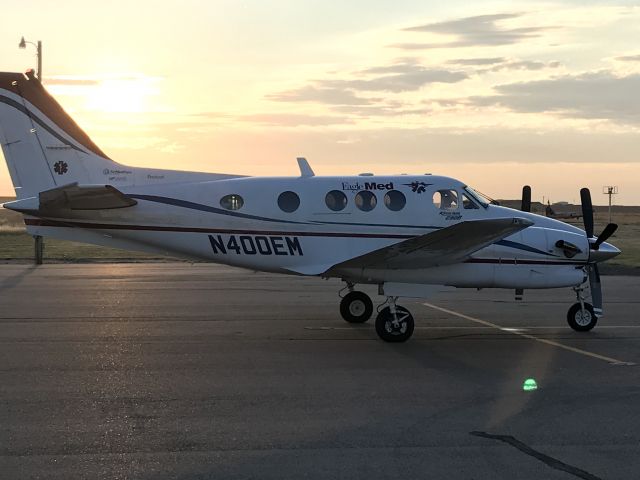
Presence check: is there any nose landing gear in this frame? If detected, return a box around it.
[567,285,597,332]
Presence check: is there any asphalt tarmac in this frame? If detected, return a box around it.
[0,263,638,480]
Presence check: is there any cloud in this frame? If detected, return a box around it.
[331,103,425,117]
[394,13,551,49]
[484,60,562,72]
[267,86,374,105]
[270,61,468,106]
[445,57,561,72]
[44,78,100,86]
[470,71,640,124]
[615,54,640,62]
[238,113,351,126]
[44,74,163,86]
[322,67,467,93]
[448,57,507,66]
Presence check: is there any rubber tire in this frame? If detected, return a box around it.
[340,291,373,323]
[375,306,415,343]
[567,302,597,332]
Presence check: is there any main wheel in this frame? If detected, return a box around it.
[567,302,597,332]
[340,291,373,323]
[375,306,414,343]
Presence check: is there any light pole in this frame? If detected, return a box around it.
[18,36,44,264]
[19,36,42,80]
[602,186,618,225]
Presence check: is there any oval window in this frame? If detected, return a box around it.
[220,194,244,211]
[325,190,348,211]
[355,191,377,212]
[384,190,406,211]
[278,191,300,213]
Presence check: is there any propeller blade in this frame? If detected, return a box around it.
[521,185,531,212]
[593,223,618,250]
[588,264,602,316]
[580,188,594,238]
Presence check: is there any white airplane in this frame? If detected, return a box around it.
[0,70,621,342]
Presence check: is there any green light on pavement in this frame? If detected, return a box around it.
[523,378,538,391]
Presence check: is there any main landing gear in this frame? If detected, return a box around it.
[338,283,415,342]
[339,284,374,323]
[567,285,597,332]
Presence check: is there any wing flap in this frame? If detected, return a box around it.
[331,217,533,271]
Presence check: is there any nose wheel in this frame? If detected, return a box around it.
[375,302,414,343]
[567,302,597,331]
[339,291,373,323]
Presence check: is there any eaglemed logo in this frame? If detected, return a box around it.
[342,181,394,191]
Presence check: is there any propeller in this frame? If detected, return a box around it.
[580,187,618,251]
[580,188,594,238]
[521,185,531,213]
[578,187,619,317]
[514,186,532,300]
[588,264,603,316]
[593,223,618,250]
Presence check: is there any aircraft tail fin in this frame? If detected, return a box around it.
[0,70,126,199]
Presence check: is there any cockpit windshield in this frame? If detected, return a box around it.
[463,186,495,208]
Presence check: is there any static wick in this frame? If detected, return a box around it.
[523,378,538,391]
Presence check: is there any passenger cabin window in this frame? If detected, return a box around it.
[278,191,300,213]
[355,191,377,212]
[220,194,244,211]
[433,189,458,210]
[384,190,406,211]
[462,193,479,209]
[325,190,348,211]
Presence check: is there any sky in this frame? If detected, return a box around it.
[0,0,639,204]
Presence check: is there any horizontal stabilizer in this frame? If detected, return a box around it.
[331,217,533,271]
[3,183,137,214]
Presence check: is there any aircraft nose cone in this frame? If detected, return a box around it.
[591,241,621,263]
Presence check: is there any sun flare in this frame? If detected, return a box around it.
[84,77,160,113]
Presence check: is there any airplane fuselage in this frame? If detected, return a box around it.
[24,174,592,290]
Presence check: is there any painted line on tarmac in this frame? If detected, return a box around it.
[422,302,636,366]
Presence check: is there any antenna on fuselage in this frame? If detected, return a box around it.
[297,157,315,178]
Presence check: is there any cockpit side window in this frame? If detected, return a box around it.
[462,193,479,209]
[463,186,492,208]
[433,189,459,210]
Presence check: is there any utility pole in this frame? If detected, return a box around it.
[19,37,42,80]
[602,186,618,225]
[18,36,44,264]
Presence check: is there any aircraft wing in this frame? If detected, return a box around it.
[3,182,137,214]
[330,217,533,271]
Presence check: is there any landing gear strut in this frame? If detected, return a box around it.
[567,285,597,332]
[339,283,373,323]
[375,297,414,343]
